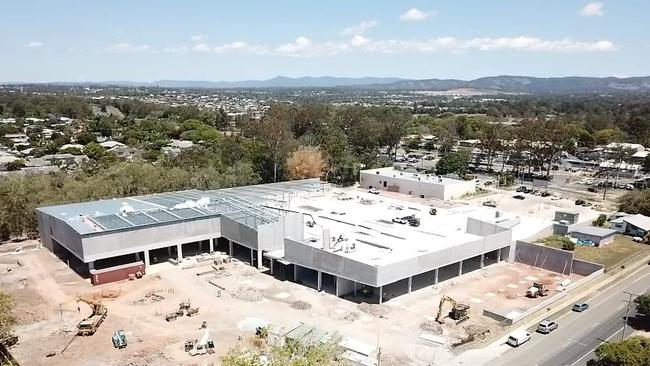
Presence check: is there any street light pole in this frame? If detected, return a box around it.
[622,291,641,341]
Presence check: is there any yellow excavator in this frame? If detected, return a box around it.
[76,296,108,336]
[435,295,470,324]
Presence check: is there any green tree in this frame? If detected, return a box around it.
[436,150,470,176]
[618,190,650,217]
[634,293,650,318]
[592,214,607,227]
[75,131,97,145]
[589,336,650,366]
[221,341,341,366]
[84,143,107,160]
[644,155,650,173]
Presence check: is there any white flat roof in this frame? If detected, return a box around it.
[362,167,471,186]
[285,189,549,266]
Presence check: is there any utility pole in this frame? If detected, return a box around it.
[622,291,641,341]
[602,172,609,201]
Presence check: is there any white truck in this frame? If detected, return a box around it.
[507,330,531,347]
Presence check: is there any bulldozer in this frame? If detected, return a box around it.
[526,283,549,298]
[76,297,108,336]
[435,295,470,325]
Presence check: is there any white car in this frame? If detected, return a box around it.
[507,330,531,347]
[368,188,380,195]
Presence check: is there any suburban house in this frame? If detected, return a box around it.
[569,227,617,247]
[610,214,650,238]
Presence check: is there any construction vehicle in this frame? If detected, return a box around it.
[435,295,470,324]
[76,297,108,336]
[165,312,179,322]
[186,329,215,356]
[186,307,199,317]
[112,330,127,349]
[526,283,549,298]
[179,299,191,310]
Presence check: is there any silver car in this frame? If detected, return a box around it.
[537,319,558,334]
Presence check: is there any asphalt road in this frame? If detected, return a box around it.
[491,265,650,366]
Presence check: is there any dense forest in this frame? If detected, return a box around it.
[1,91,650,239]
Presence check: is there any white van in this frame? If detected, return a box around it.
[507,330,531,347]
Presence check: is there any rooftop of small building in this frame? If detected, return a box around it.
[361,167,473,186]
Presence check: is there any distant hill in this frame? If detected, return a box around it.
[382,75,650,94]
[14,75,650,94]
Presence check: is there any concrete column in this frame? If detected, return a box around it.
[250,249,254,266]
[210,238,215,253]
[167,246,172,256]
[228,240,233,257]
[458,261,463,276]
[434,268,439,285]
[256,250,262,270]
[144,250,150,267]
[88,261,95,271]
[317,271,322,291]
[408,276,413,293]
[497,248,502,262]
[270,258,274,275]
[480,254,485,269]
[198,241,203,252]
[293,265,298,282]
[177,243,183,261]
[335,277,340,297]
[379,286,383,305]
[135,252,141,261]
[353,282,358,296]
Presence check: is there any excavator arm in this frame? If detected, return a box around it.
[435,295,458,324]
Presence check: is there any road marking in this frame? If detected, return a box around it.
[569,326,625,366]
[591,322,600,328]
[618,305,625,310]
[571,340,587,347]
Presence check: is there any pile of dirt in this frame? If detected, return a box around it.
[343,312,360,321]
[290,300,312,310]
[419,320,443,335]
[121,350,175,366]
[231,286,264,302]
[357,302,389,318]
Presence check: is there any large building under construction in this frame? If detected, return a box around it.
[36,178,547,303]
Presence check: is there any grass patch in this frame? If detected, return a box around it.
[538,235,650,270]
[573,235,650,270]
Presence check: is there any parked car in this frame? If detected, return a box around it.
[483,200,497,208]
[506,330,531,347]
[516,186,527,193]
[392,217,407,224]
[513,195,526,200]
[537,320,558,334]
[368,188,380,194]
[587,187,598,193]
[572,303,589,312]
[540,191,551,197]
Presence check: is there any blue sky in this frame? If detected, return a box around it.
[3,1,648,82]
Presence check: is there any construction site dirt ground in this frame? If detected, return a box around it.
[1,240,580,366]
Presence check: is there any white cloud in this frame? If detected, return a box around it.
[400,8,437,22]
[163,46,189,54]
[192,43,212,53]
[340,20,378,36]
[190,35,207,42]
[213,41,269,55]
[105,42,150,53]
[276,37,313,56]
[27,41,43,48]
[579,2,605,16]
[350,35,370,48]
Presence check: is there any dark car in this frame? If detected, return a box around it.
[587,187,598,193]
[513,195,526,200]
[572,303,589,312]
[516,186,527,193]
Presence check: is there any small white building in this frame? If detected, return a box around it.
[359,167,476,200]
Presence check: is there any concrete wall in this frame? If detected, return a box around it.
[37,211,84,260]
[359,171,474,200]
[513,241,573,275]
[221,216,259,250]
[82,217,222,262]
[571,259,604,276]
[284,238,379,286]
